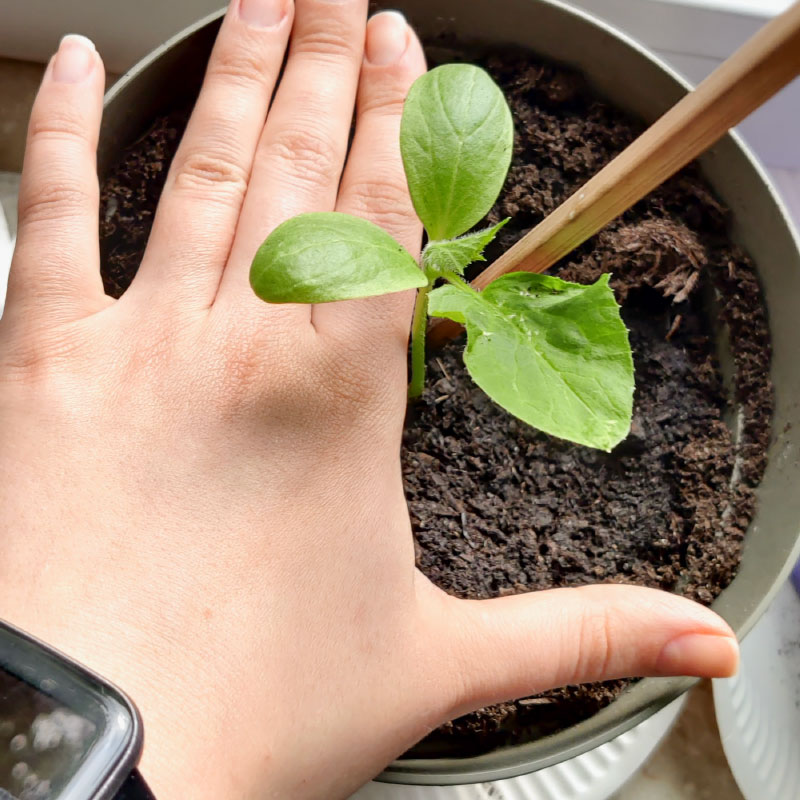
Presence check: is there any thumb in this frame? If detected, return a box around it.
[434,584,738,716]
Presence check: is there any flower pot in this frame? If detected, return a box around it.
[97,0,800,785]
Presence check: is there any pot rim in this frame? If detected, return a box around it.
[101,0,800,786]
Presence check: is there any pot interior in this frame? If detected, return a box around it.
[99,0,800,785]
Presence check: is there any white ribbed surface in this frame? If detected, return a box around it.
[351,697,685,800]
[713,579,800,800]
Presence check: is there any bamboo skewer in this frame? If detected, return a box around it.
[429,0,800,347]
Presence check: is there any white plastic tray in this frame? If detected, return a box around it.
[714,578,800,800]
[352,696,685,800]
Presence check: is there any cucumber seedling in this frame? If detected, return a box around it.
[250,64,634,451]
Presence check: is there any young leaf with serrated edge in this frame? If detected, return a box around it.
[427,273,634,451]
[400,64,514,241]
[250,212,426,304]
[422,219,509,276]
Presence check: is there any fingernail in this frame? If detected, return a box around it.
[656,633,739,677]
[239,0,286,28]
[53,35,96,83]
[366,11,409,66]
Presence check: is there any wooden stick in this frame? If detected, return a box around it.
[429,0,800,347]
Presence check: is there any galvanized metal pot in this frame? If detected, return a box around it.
[99,0,800,786]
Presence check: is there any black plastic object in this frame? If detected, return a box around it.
[0,620,144,800]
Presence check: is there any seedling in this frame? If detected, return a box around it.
[250,64,634,451]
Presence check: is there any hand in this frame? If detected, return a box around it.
[0,2,738,798]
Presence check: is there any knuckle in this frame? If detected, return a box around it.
[207,47,272,91]
[570,602,614,682]
[18,181,93,226]
[359,89,407,118]
[0,324,87,388]
[172,148,250,200]
[293,25,360,61]
[344,178,417,235]
[263,124,341,188]
[29,112,89,147]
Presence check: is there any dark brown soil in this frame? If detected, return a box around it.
[100,110,186,298]
[98,49,772,757]
[401,52,772,755]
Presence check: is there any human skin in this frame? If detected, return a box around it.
[0,2,738,798]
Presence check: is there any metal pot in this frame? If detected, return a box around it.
[99,0,800,785]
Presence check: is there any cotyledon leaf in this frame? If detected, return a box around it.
[400,64,514,240]
[427,272,634,451]
[250,212,427,304]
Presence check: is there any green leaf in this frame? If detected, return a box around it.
[422,219,509,276]
[250,212,427,304]
[428,273,634,451]
[400,64,514,240]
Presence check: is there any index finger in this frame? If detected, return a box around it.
[7,35,107,327]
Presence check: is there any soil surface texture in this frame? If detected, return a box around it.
[98,50,772,756]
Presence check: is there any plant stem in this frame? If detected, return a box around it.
[441,269,481,295]
[408,268,478,399]
[408,284,431,399]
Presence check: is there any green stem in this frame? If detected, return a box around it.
[408,267,479,400]
[408,284,431,399]
[441,268,481,295]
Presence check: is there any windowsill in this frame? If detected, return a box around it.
[0,1,797,168]
[655,0,790,17]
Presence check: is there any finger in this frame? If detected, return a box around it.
[313,11,426,340]
[7,35,106,325]
[131,0,293,309]
[435,584,738,717]
[217,0,368,306]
